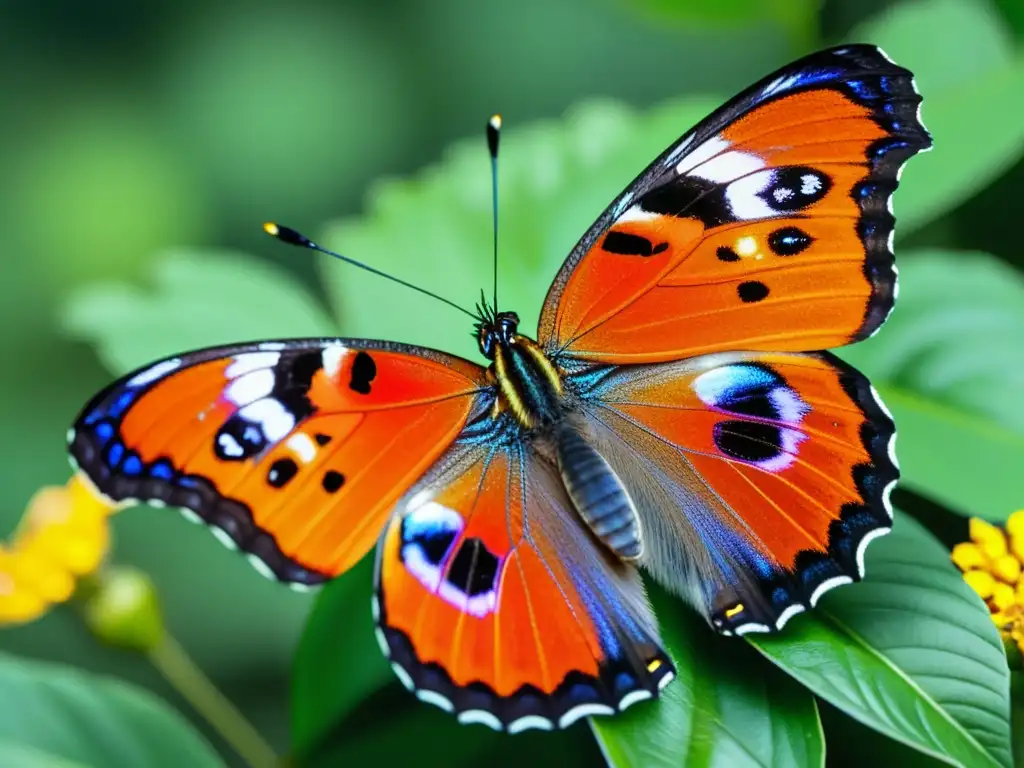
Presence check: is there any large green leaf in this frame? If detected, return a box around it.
[301,689,600,768]
[749,513,1012,768]
[0,742,87,768]
[290,557,390,759]
[838,251,1024,518]
[593,587,824,767]
[63,248,337,372]
[0,652,224,768]
[852,0,1024,233]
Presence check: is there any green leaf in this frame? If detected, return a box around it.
[853,0,1024,233]
[302,689,600,768]
[319,97,720,360]
[621,0,821,52]
[593,587,824,767]
[838,251,1024,518]
[0,652,224,768]
[290,556,390,759]
[62,248,337,373]
[0,741,88,768]
[749,513,1012,768]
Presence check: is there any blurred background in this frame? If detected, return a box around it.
[1,0,1022,765]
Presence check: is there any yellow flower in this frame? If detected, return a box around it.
[0,475,117,626]
[952,510,1024,657]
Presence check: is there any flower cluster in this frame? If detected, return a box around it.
[952,512,1024,657]
[0,476,116,625]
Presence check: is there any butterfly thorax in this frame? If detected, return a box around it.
[478,311,564,430]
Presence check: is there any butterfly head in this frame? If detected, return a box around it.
[476,311,520,360]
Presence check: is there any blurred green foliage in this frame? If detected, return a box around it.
[3,0,1024,766]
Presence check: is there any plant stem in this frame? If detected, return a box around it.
[148,634,279,768]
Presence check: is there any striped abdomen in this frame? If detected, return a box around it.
[555,423,642,561]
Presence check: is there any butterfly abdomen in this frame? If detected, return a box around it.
[555,422,643,561]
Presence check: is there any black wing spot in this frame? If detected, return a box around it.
[759,167,832,212]
[446,538,500,597]
[215,416,268,461]
[738,281,769,303]
[716,246,741,262]
[350,351,377,395]
[314,433,332,446]
[322,470,345,493]
[267,458,298,488]
[767,227,814,256]
[602,230,668,257]
[713,420,781,463]
[400,513,459,567]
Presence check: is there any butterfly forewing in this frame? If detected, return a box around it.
[539,45,931,362]
[69,339,488,585]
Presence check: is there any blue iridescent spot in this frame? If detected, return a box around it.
[107,391,135,419]
[771,587,792,608]
[122,453,143,476]
[178,476,201,489]
[791,67,845,88]
[874,139,910,159]
[799,560,836,590]
[150,460,174,480]
[845,79,880,101]
[106,442,124,468]
[565,682,598,705]
[613,671,638,697]
[94,421,115,444]
[879,76,894,94]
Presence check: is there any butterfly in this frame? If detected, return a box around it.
[67,45,931,733]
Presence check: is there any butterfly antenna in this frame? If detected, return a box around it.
[263,223,478,321]
[487,114,501,316]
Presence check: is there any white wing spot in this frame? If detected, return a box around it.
[286,432,318,464]
[322,344,348,378]
[457,710,503,730]
[617,689,652,711]
[225,368,275,406]
[508,715,554,734]
[558,703,615,728]
[127,358,182,387]
[226,352,280,379]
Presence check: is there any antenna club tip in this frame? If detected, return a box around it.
[489,114,502,130]
[263,222,313,248]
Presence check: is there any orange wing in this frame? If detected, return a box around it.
[538,45,931,363]
[573,350,897,635]
[375,432,673,732]
[69,339,488,586]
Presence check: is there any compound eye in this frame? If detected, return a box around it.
[479,334,494,358]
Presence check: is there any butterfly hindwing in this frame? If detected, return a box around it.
[539,44,931,363]
[69,339,488,586]
[571,351,896,634]
[374,422,674,732]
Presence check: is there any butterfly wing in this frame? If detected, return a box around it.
[572,351,896,634]
[374,422,674,732]
[68,339,489,586]
[538,44,931,363]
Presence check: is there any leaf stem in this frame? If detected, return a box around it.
[148,634,279,768]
